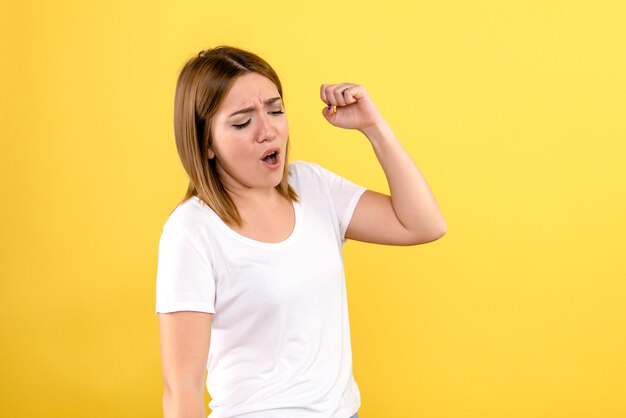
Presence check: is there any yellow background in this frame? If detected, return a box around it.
[1,0,625,417]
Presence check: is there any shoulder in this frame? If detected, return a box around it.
[164,197,204,229]
[157,197,221,265]
[160,197,216,245]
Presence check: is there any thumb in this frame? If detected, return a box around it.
[322,105,335,123]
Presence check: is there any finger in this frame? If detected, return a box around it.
[332,82,352,107]
[321,88,334,114]
[320,83,329,106]
[322,83,339,107]
[322,104,335,121]
[344,84,368,104]
[322,82,348,106]
[339,85,359,105]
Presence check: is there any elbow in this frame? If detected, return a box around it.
[433,221,447,241]
[406,221,447,246]
[162,379,204,399]
[425,226,447,244]
[438,221,448,238]
[432,215,447,238]
[162,373,205,404]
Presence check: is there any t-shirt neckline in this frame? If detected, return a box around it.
[191,195,302,249]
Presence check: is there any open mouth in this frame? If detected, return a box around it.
[261,149,279,165]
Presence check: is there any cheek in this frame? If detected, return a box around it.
[278,117,289,136]
[214,136,255,164]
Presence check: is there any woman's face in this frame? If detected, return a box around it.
[209,72,288,194]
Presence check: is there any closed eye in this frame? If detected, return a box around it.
[233,120,251,129]
[232,111,284,130]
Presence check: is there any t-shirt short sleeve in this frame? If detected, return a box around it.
[155,218,216,314]
[303,162,367,241]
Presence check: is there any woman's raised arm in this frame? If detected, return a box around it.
[159,311,212,418]
[321,83,447,245]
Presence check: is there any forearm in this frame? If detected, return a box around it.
[361,122,447,235]
[163,389,205,418]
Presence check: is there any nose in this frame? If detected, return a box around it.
[256,113,276,143]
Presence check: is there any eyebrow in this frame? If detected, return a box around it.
[228,97,282,117]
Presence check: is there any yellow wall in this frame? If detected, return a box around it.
[1,1,625,417]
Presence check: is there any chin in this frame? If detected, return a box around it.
[252,175,282,190]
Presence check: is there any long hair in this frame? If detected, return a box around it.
[173,45,297,226]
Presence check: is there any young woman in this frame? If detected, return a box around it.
[156,46,447,418]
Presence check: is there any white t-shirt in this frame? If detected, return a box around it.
[156,161,366,418]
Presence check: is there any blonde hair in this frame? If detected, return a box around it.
[173,46,297,226]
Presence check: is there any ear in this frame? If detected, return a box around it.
[207,147,215,159]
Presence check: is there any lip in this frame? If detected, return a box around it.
[260,147,281,160]
[260,147,281,170]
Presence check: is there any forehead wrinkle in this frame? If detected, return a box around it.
[227,96,283,118]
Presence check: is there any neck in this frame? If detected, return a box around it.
[224,184,283,209]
